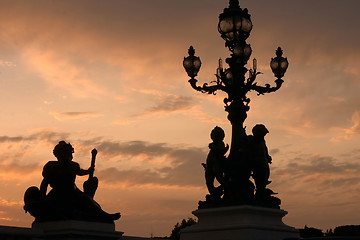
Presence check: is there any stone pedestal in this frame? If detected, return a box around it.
[32,220,123,240]
[0,225,43,240]
[180,205,299,240]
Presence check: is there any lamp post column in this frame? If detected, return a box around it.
[224,57,249,160]
[226,100,248,160]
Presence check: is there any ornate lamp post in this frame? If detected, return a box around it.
[183,0,288,207]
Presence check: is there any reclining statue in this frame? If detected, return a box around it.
[24,141,120,223]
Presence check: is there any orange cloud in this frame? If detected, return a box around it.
[23,48,106,98]
[0,198,22,207]
[0,60,16,67]
[345,111,360,135]
[331,111,360,142]
[0,162,40,182]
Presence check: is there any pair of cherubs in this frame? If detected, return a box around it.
[203,124,272,199]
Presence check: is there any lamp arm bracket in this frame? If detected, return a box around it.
[246,71,262,86]
[250,78,284,96]
[188,78,226,95]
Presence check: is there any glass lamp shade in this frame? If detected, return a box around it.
[218,2,252,47]
[233,43,252,62]
[224,69,234,85]
[183,46,201,78]
[270,47,288,79]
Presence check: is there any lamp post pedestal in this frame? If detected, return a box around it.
[180,205,299,240]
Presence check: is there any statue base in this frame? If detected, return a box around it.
[32,220,123,240]
[180,205,299,240]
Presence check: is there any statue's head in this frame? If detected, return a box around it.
[252,124,269,137]
[53,141,74,162]
[211,126,225,142]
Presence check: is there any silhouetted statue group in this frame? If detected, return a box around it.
[24,141,120,223]
[23,126,279,223]
[200,124,281,209]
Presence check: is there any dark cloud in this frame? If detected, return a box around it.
[31,129,70,143]
[134,95,195,118]
[339,148,360,158]
[98,165,204,188]
[78,138,207,187]
[98,168,161,185]
[96,140,170,159]
[0,136,24,142]
[0,130,70,144]
[149,95,194,112]
[277,155,360,175]
[0,130,70,166]
[271,153,360,197]
[319,176,360,189]
[94,140,206,187]
[269,148,280,155]
[50,111,101,120]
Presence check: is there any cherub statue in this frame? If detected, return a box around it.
[202,126,229,200]
[248,124,280,208]
[24,141,120,223]
[248,124,272,190]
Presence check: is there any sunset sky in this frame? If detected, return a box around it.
[1,0,360,237]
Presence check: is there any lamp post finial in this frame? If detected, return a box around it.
[229,0,240,8]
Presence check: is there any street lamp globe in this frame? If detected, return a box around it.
[224,69,234,85]
[233,43,252,63]
[218,0,252,50]
[270,47,289,79]
[183,46,201,79]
